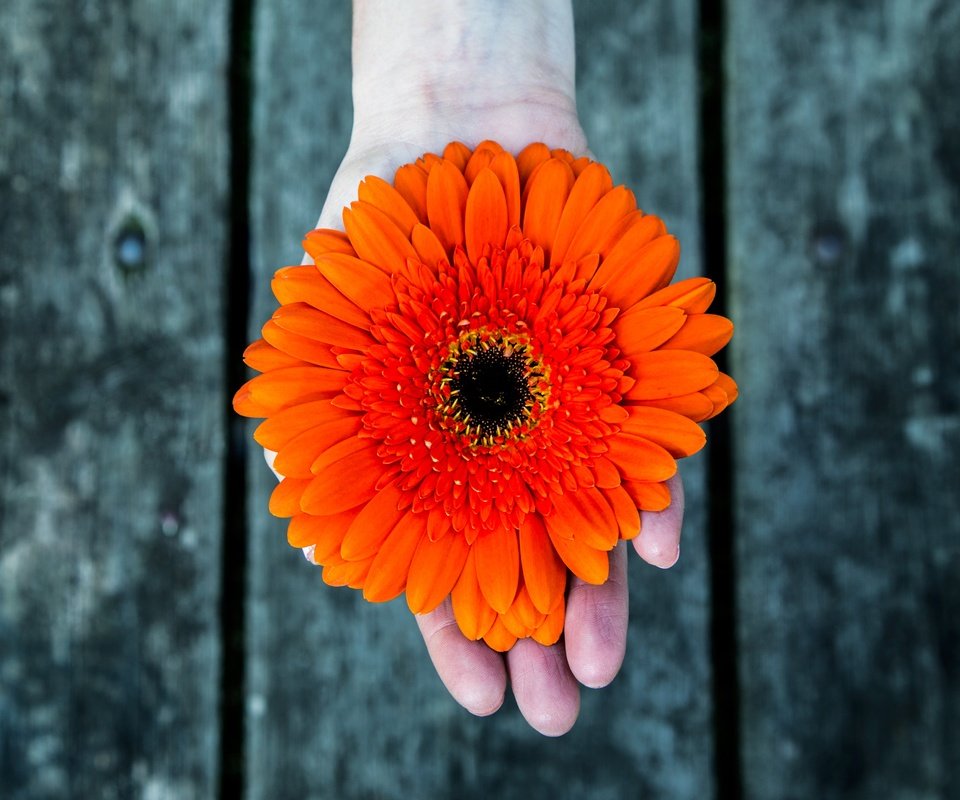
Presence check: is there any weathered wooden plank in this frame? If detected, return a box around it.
[728,1,960,798]
[0,2,229,798]
[245,1,713,797]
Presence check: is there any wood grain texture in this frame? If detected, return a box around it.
[728,1,960,798]
[244,1,714,798]
[0,2,229,798]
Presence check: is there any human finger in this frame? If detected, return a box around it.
[563,541,629,688]
[633,473,684,568]
[506,639,580,736]
[415,598,507,717]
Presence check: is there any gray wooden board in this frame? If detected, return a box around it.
[244,1,714,797]
[0,2,229,798]
[728,1,960,798]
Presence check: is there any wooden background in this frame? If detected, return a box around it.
[1,1,957,798]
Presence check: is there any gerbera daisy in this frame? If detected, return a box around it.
[234,140,737,653]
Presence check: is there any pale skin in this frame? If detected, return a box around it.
[281,0,685,736]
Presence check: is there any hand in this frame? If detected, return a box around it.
[280,0,686,736]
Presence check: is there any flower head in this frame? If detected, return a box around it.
[234,140,737,652]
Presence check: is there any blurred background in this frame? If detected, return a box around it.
[1,0,957,798]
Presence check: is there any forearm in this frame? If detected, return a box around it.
[350,0,585,153]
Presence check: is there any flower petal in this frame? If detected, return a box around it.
[343,201,418,274]
[547,529,609,585]
[363,511,428,602]
[615,306,687,357]
[358,175,420,235]
[590,234,680,308]
[623,480,672,512]
[393,163,428,223]
[273,416,363,478]
[272,303,374,349]
[637,276,716,313]
[551,162,614,267]
[474,527,520,614]
[488,151,521,227]
[253,398,349,450]
[241,340,305,374]
[519,516,567,615]
[287,511,354,557]
[604,485,641,539]
[243,366,348,413]
[516,142,551,184]
[621,406,706,458]
[313,253,394,312]
[426,159,469,254]
[626,350,719,399]
[272,266,371,328]
[545,487,618,550]
[482,617,518,653]
[406,531,470,614]
[633,391,715,422]
[300,444,383,515]
[660,313,734,356]
[339,481,408,561]
[562,186,637,263]
[303,228,354,260]
[465,168,509,264]
[451,548,498,640]
[269,477,312,517]
[522,158,575,258]
[531,601,565,646]
[606,433,678,482]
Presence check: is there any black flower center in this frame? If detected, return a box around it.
[451,347,531,436]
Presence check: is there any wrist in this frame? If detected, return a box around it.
[349,0,585,155]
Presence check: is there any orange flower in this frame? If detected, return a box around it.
[234,140,737,652]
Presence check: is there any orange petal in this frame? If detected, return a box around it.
[299,444,383,515]
[522,158,575,258]
[451,549,498,640]
[244,366,348,412]
[406,531,470,614]
[590,234,680,307]
[482,617,518,652]
[562,186,638,263]
[623,480,672,512]
[506,584,545,632]
[634,391,715,422]
[309,435,367,474]
[546,530,609,585]
[343,201,418,274]
[626,350,719,399]
[253,398,349,450]
[273,416,363,478]
[464,146,496,184]
[465,168,509,264]
[322,557,372,589]
[358,175,420,235]
[604,485,641,539]
[474,527,520,614]
[303,228,354,260]
[614,306,687,357]
[411,223,449,268]
[338,481,407,561]
[393,163,428,222]
[714,372,739,405]
[426,159,469,254]
[242,339,304,373]
[287,510,355,555]
[272,266,371,329]
[551,162,614,267]
[269,477,312,518]
[637,277,716,313]
[592,455,622,489]
[544,487,618,550]
[363,511,428,602]
[313,252,394,311]
[516,142,551,185]
[442,140,472,171]
[262,321,342,368]
[272,303,374,349]
[660,314,733,356]
[519,516,567,615]
[621,406,706,458]
[488,151,521,227]
[589,213,667,285]
[531,601,565,646]
[605,433,677,482]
